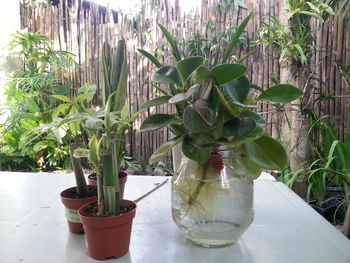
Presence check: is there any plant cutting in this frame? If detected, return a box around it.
[50,83,130,200]
[87,154,141,195]
[35,83,98,234]
[139,16,303,247]
[64,40,139,260]
[55,87,98,234]
[60,142,97,233]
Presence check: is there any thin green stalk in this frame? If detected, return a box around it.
[188,163,206,205]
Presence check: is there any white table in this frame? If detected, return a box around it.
[0,171,349,263]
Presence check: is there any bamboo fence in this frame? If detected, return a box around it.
[19,0,350,168]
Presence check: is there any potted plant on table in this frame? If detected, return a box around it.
[60,143,97,234]
[63,40,138,260]
[139,16,303,247]
[35,83,98,234]
[83,41,134,199]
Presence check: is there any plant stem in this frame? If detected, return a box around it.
[101,149,120,216]
[96,168,104,216]
[188,163,206,205]
[69,143,88,198]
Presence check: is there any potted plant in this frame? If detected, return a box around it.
[65,40,138,260]
[60,143,97,234]
[83,41,133,198]
[36,83,99,234]
[139,16,303,247]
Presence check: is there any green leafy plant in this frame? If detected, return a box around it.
[322,0,350,28]
[179,24,249,66]
[256,1,333,66]
[0,31,74,171]
[121,156,142,174]
[139,16,302,180]
[70,40,139,216]
[34,83,97,197]
[283,110,350,206]
[303,61,350,204]
[216,0,247,14]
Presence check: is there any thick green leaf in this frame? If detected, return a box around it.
[183,105,213,133]
[257,84,303,103]
[244,135,287,170]
[215,86,236,116]
[196,66,212,84]
[240,153,263,179]
[222,15,251,63]
[176,56,204,81]
[211,64,247,86]
[242,111,266,126]
[193,132,215,146]
[222,124,264,146]
[149,136,184,164]
[152,66,181,86]
[194,100,215,126]
[140,114,176,132]
[169,85,198,104]
[251,84,264,93]
[182,135,211,163]
[223,76,255,108]
[138,49,162,68]
[142,96,171,109]
[222,117,256,142]
[51,95,72,103]
[168,123,188,136]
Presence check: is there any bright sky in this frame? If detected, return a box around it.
[95,0,201,14]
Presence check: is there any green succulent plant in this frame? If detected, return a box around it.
[139,16,303,178]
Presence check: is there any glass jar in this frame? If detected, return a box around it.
[171,147,254,247]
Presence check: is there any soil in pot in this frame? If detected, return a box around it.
[79,200,136,260]
[88,171,128,199]
[60,185,98,234]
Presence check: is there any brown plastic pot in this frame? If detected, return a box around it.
[88,171,128,199]
[60,186,98,234]
[79,200,136,260]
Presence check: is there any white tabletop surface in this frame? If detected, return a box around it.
[0,171,349,263]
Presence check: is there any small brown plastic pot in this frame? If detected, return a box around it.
[79,200,136,260]
[60,185,98,234]
[88,171,128,199]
